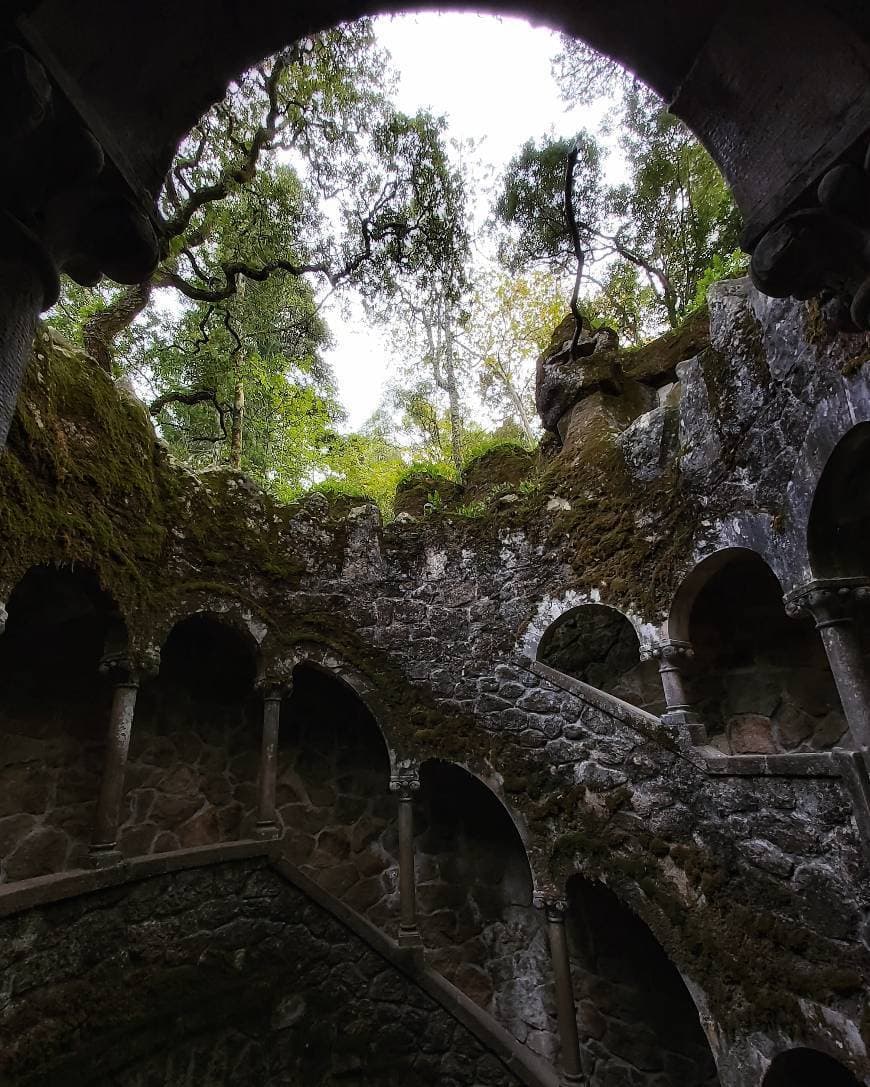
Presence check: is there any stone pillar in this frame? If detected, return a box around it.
[90,659,140,867]
[786,579,870,751]
[390,770,421,947]
[254,682,288,840]
[538,896,585,1085]
[0,601,7,635]
[644,640,707,745]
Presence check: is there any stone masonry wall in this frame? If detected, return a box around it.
[119,678,259,856]
[567,876,719,1086]
[3,283,870,1081]
[275,665,399,925]
[0,602,109,882]
[0,856,534,1087]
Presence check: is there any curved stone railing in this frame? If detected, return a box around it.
[0,840,558,1087]
[530,659,674,742]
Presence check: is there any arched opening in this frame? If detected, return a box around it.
[808,422,870,579]
[538,604,664,714]
[415,760,551,1060]
[683,551,846,753]
[566,875,719,1085]
[763,1048,862,1087]
[0,564,118,880]
[276,662,395,922]
[119,613,260,855]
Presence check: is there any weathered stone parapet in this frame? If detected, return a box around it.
[785,578,870,749]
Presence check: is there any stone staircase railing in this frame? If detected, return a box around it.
[0,840,559,1087]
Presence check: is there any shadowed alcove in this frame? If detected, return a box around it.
[414,760,553,1059]
[677,550,845,753]
[120,613,260,855]
[538,604,664,714]
[566,875,720,1086]
[762,1047,862,1087]
[275,662,397,924]
[808,422,870,579]
[0,564,117,880]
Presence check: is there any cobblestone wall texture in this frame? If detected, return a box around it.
[2,283,870,1083]
[0,857,531,1087]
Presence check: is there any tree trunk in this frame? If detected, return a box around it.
[443,316,463,475]
[82,280,153,372]
[507,380,535,444]
[230,379,244,469]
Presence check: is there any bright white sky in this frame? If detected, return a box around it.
[324,12,606,430]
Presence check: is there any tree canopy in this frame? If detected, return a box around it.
[52,19,467,493]
[494,39,744,340]
[46,19,750,512]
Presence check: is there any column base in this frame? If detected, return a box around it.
[252,821,281,842]
[89,843,123,869]
[398,925,422,948]
[661,710,708,746]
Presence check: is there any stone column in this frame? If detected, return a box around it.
[644,640,707,745]
[390,770,421,947]
[786,579,870,751]
[0,601,7,635]
[254,681,288,840]
[90,658,140,867]
[538,896,585,1085]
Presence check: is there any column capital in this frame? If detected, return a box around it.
[533,890,569,919]
[258,678,291,702]
[785,578,870,626]
[641,639,694,663]
[390,770,420,801]
[98,653,140,686]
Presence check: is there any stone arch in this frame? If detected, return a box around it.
[537,602,664,714]
[414,758,553,1062]
[0,563,123,880]
[808,421,870,579]
[280,640,399,771]
[763,1048,862,1086]
[564,872,720,1086]
[667,546,767,644]
[118,610,262,856]
[138,596,268,670]
[671,548,846,752]
[274,658,397,924]
[18,0,869,270]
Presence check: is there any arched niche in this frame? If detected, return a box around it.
[119,612,261,856]
[763,1048,862,1087]
[565,874,720,1086]
[808,422,870,579]
[414,760,551,1061]
[538,603,664,714]
[675,549,846,753]
[275,661,395,919]
[0,564,120,880]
